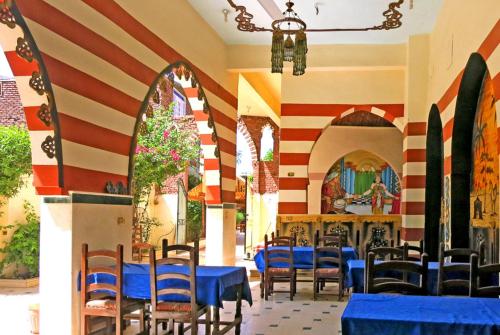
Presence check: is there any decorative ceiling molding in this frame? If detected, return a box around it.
[226,0,404,33]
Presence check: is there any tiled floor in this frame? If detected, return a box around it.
[0,279,347,335]
[134,279,347,335]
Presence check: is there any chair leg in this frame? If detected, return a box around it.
[313,278,317,300]
[178,322,185,335]
[105,318,112,334]
[151,317,157,335]
[290,276,294,301]
[205,307,212,335]
[81,315,87,335]
[116,315,123,335]
[260,273,264,299]
[264,277,269,301]
[191,317,198,335]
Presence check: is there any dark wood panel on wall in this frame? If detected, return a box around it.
[451,53,487,250]
[425,104,443,261]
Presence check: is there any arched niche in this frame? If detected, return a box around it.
[424,104,443,261]
[308,126,403,214]
[450,53,488,250]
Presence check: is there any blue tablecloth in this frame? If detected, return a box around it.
[342,293,500,335]
[345,260,498,295]
[253,246,358,273]
[83,263,252,308]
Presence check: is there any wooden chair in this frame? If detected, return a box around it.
[469,253,500,298]
[264,233,296,301]
[313,234,343,301]
[366,242,408,261]
[149,245,210,335]
[316,230,344,248]
[323,229,348,247]
[397,240,423,261]
[80,244,145,335]
[365,251,428,295]
[132,224,153,263]
[162,238,200,266]
[437,242,477,296]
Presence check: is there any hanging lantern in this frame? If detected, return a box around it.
[269,2,307,76]
[271,30,284,73]
[293,30,307,76]
[283,35,295,62]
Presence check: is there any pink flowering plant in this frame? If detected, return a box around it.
[131,105,200,240]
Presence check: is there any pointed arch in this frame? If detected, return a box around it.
[424,104,443,261]
[450,53,488,250]
[129,61,223,204]
[0,2,63,195]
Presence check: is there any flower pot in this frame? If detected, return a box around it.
[29,303,39,334]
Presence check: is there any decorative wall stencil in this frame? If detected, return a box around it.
[15,37,33,62]
[321,150,400,215]
[0,4,16,28]
[29,71,45,95]
[470,70,498,262]
[41,135,56,158]
[37,103,51,126]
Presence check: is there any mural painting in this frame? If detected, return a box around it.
[321,150,400,215]
[470,71,498,261]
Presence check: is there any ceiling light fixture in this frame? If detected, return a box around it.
[227,0,404,76]
[271,1,307,75]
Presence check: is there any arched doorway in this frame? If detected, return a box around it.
[450,52,495,253]
[424,104,443,261]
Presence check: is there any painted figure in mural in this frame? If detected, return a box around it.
[321,171,346,213]
[363,174,397,214]
[389,179,401,214]
[474,196,483,219]
[328,199,353,214]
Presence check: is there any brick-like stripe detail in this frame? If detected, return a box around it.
[401,202,425,215]
[63,165,128,193]
[404,122,427,137]
[280,128,323,141]
[279,202,308,214]
[280,153,310,165]
[403,149,426,162]
[279,178,309,190]
[403,175,426,189]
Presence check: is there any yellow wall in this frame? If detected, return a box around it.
[247,192,279,250]
[427,0,499,106]
[281,70,406,104]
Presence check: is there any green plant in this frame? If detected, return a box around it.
[262,149,274,162]
[0,202,39,278]
[186,200,202,241]
[131,105,201,238]
[236,211,245,224]
[0,126,32,217]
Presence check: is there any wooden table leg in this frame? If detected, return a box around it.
[213,305,220,334]
[235,283,243,335]
[260,273,264,298]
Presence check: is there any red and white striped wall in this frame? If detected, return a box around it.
[8,0,237,203]
[279,103,404,215]
[437,21,499,226]
[0,3,62,195]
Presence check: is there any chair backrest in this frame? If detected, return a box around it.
[269,232,296,247]
[81,244,123,308]
[322,229,348,247]
[365,251,428,295]
[149,245,196,312]
[162,238,200,266]
[470,253,500,298]
[313,233,342,272]
[397,240,423,261]
[437,242,477,296]
[317,230,344,248]
[366,242,408,261]
[264,234,294,270]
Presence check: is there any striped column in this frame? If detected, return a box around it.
[401,122,427,242]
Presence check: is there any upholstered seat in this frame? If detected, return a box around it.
[85,299,116,310]
[156,302,194,312]
[315,267,339,276]
[268,267,291,274]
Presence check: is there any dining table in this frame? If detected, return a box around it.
[81,263,253,335]
[342,293,500,335]
[345,259,499,295]
[253,246,358,273]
